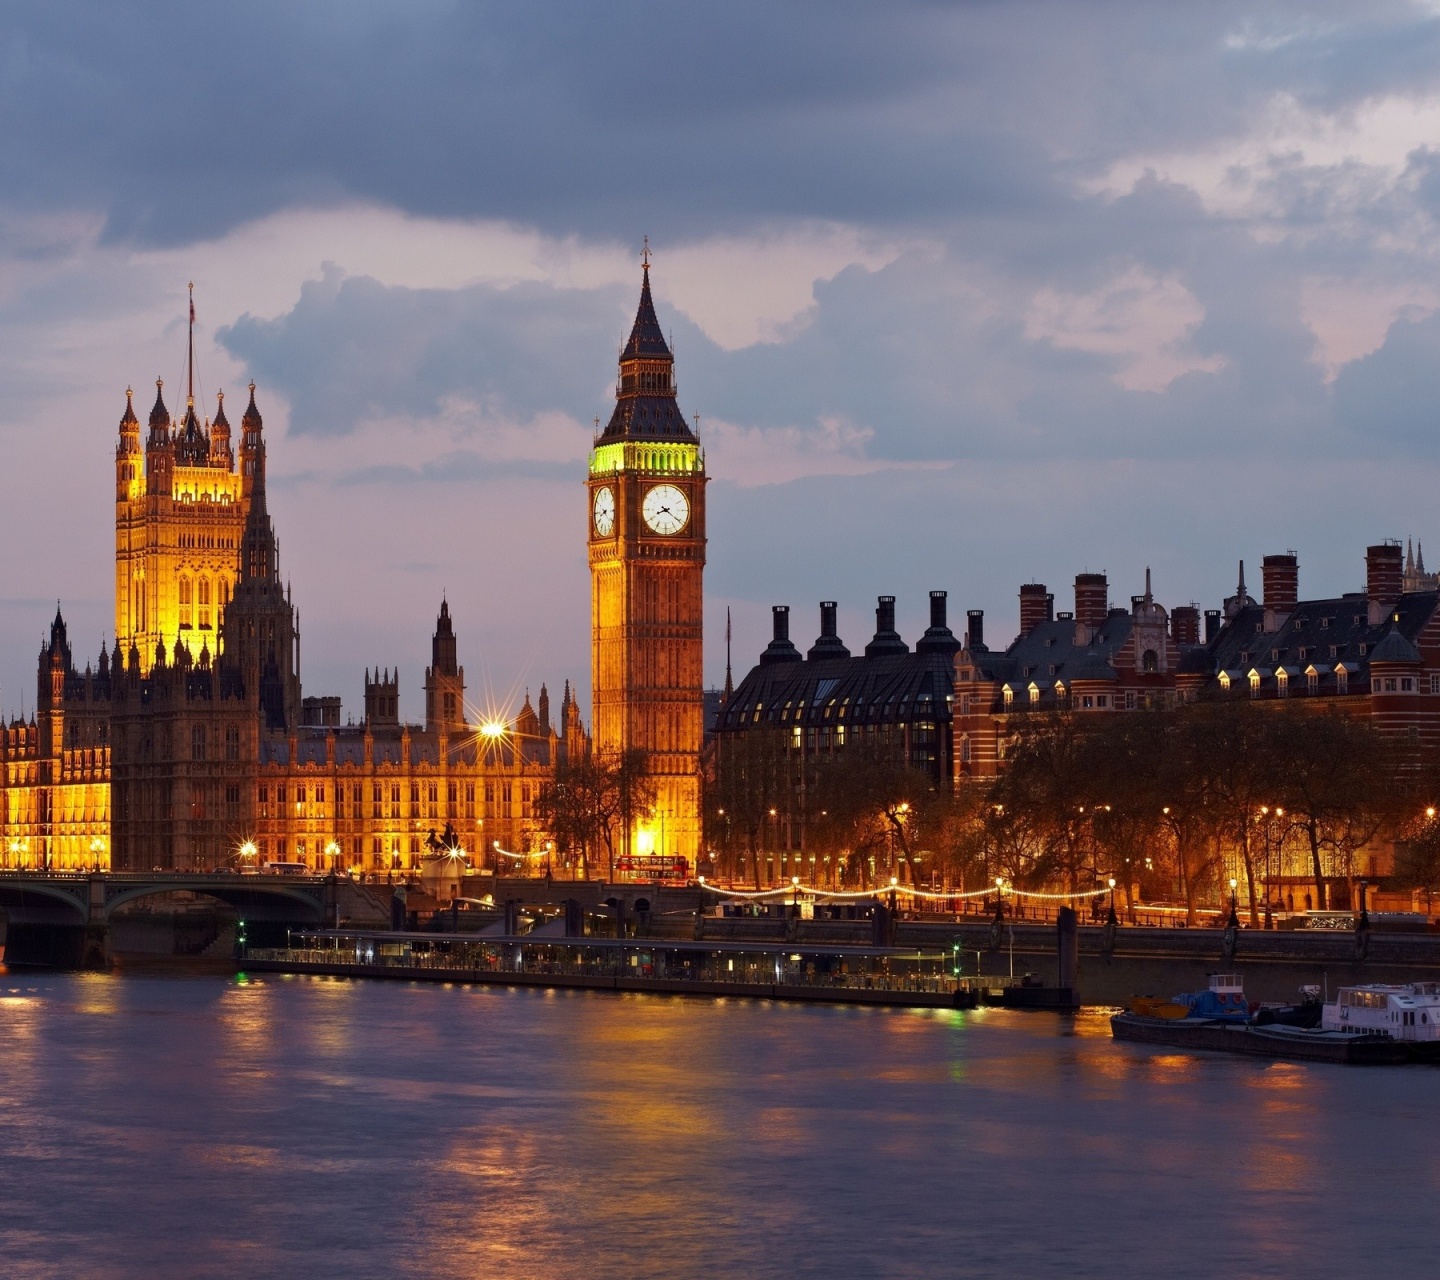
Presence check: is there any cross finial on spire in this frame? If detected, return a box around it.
[641,235,650,270]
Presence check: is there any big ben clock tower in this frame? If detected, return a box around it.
[589,252,707,867]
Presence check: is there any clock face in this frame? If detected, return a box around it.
[592,485,616,537]
[643,484,689,535]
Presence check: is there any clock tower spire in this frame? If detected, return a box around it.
[589,252,707,869]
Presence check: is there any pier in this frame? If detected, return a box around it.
[246,930,999,1009]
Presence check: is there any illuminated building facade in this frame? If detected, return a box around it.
[114,297,251,675]
[0,302,587,873]
[588,260,707,863]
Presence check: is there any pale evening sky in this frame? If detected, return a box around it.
[3,2,1440,721]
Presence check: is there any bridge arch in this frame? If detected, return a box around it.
[0,879,89,925]
[103,879,327,925]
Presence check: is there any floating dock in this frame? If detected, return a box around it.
[245,930,1005,1010]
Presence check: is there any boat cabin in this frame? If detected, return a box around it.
[1182,973,1250,1021]
[1322,983,1440,1041]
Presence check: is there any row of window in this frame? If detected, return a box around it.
[177,575,230,630]
[255,780,533,820]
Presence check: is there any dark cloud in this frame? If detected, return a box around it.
[5,1,1436,247]
[220,267,629,434]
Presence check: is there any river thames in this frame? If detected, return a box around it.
[0,971,1434,1278]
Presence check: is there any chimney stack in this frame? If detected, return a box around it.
[1019,583,1049,637]
[1204,609,1222,644]
[966,609,985,651]
[759,605,802,665]
[1262,553,1298,613]
[1074,573,1108,632]
[864,595,909,657]
[1171,605,1200,646]
[807,601,851,660]
[1367,543,1403,625]
[917,590,961,655]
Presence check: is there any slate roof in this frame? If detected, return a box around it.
[598,267,697,444]
[621,267,670,361]
[1200,591,1438,689]
[717,610,958,783]
[599,395,694,442]
[718,650,955,739]
[966,615,1136,692]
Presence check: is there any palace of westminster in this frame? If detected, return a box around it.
[0,265,708,874]
[8,259,1440,883]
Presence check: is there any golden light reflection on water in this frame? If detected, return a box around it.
[8,976,1437,1279]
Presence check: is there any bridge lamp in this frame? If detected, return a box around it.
[325,840,341,869]
[480,721,507,740]
[238,840,258,866]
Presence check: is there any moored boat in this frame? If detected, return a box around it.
[1110,1012,1411,1064]
[1322,983,1440,1059]
[1128,973,1251,1023]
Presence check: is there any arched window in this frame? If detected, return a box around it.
[178,576,192,628]
[198,577,211,629]
[1142,649,1158,673]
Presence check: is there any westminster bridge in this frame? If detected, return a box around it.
[0,871,390,968]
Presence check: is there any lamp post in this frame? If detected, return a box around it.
[1107,876,1117,927]
[1228,876,1240,930]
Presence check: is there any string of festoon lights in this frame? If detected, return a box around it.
[697,876,1111,902]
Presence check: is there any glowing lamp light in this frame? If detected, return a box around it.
[480,720,507,740]
[1428,807,1437,819]
[635,827,656,856]
[1108,877,1116,889]
[239,840,258,861]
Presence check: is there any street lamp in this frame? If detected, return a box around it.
[1228,876,1240,930]
[1107,875,1117,926]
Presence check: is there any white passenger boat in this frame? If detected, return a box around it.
[1322,982,1440,1053]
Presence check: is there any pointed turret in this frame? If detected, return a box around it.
[1223,559,1256,619]
[145,378,174,495]
[209,390,234,468]
[517,690,540,738]
[597,254,695,443]
[174,399,209,466]
[116,386,142,498]
[424,597,466,734]
[147,378,171,444]
[240,381,265,497]
[538,683,550,736]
